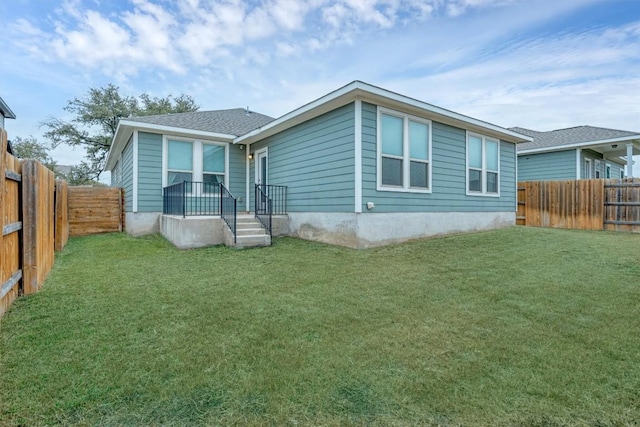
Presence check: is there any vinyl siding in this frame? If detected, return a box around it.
[137,132,163,212]
[361,102,516,212]
[249,103,355,212]
[121,136,134,212]
[228,144,247,210]
[517,150,577,181]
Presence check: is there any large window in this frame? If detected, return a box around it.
[378,108,431,192]
[167,140,193,185]
[467,133,499,196]
[203,144,225,191]
[164,138,227,191]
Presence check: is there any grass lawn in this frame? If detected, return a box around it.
[1,227,639,426]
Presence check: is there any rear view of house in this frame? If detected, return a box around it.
[106,81,531,248]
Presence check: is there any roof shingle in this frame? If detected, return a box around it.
[125,108,275,136]
[512,125,639,151]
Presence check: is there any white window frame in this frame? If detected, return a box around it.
[594,159,601,179]
[376,107,432,193]
[466,132,500,197]
[584,158,592,179]
[620,169,625,179]
[605,164,611,179]
[162,136,229,194]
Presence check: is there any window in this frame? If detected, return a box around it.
[594,160,601,179]
[621,169,625,179]
[584,159,592,179]
[203,144,225,192]
[378,108,431,192]
[467,133,499,196]
[606,164,611,179]
[167,140,193,185]
[164,138,227,191]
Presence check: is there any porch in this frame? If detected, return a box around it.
[161,181,288,248]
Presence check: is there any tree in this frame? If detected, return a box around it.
[64,162,107,186]
[10,136,58,174]
[43,84,198,179]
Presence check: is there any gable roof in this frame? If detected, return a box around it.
[513,125,640,153]
[0,96,16,119]
[125,108,275,136]
[236,80,532,146]
[106,80,532,171]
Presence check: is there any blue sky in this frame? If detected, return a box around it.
[1,0,639,175]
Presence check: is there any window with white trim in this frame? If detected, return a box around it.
[594,159,601,179]
[584,158,592,179]
[167,139,193,185]
[202,143,225,192]
[605,164,611,179]
[620,169,625,179]
[467,133,499,195]
[165,138,227,192]
[378,108,431,192]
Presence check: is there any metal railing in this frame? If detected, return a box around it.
[220,184,237,244]
[162,181,222,217]
[254,184,287,235]
[255,184,272,235]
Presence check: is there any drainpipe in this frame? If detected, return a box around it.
[626,143,634,178]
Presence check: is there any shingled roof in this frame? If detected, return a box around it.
[512,125,640,152]
[126,108,275,136]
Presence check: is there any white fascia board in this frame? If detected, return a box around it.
[105,120,236,171]
[234,81,531,145]
[518,136,640,155]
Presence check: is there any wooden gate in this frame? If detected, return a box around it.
[604,179,640,233]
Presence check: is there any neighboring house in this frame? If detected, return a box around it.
[0,96,16,131]
[514,126,640,182]
[105,81,531,248]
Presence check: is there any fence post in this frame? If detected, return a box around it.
[22,160,38,295]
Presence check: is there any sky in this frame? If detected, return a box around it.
[1,0,639,177]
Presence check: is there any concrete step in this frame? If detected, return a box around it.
[236,227,267,236]
[234,234,271,248]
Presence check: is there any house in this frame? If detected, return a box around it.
[105,81,531,249]
[514,126,640,182]
[0,96,16,131]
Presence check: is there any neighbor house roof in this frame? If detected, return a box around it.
[0,96,16,119]
[125,108,275,136]
[106,81,532,171]
[512,125,640,153]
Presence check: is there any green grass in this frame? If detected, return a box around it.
[1,227,639,426]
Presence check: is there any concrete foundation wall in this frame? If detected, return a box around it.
[288,211,515,249]
[126,212,161,236]
[160,216,225,249]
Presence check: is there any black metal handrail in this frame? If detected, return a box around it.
[258,184,287,215]
[163,181,186,217]
[220,184,237,244]
[255,184,272,235]
[162,181,222,216]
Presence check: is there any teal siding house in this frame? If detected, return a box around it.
[106,81,531,248]
[514,126,639,182]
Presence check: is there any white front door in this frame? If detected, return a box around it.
[256,150,268,186]
[255,149,268,212]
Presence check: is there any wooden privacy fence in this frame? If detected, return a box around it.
[517,179,640,232]
[1,128,125,318]
[68,186,124,236]
[1,130,64,317]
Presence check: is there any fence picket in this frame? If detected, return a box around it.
[518,179,640,233]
